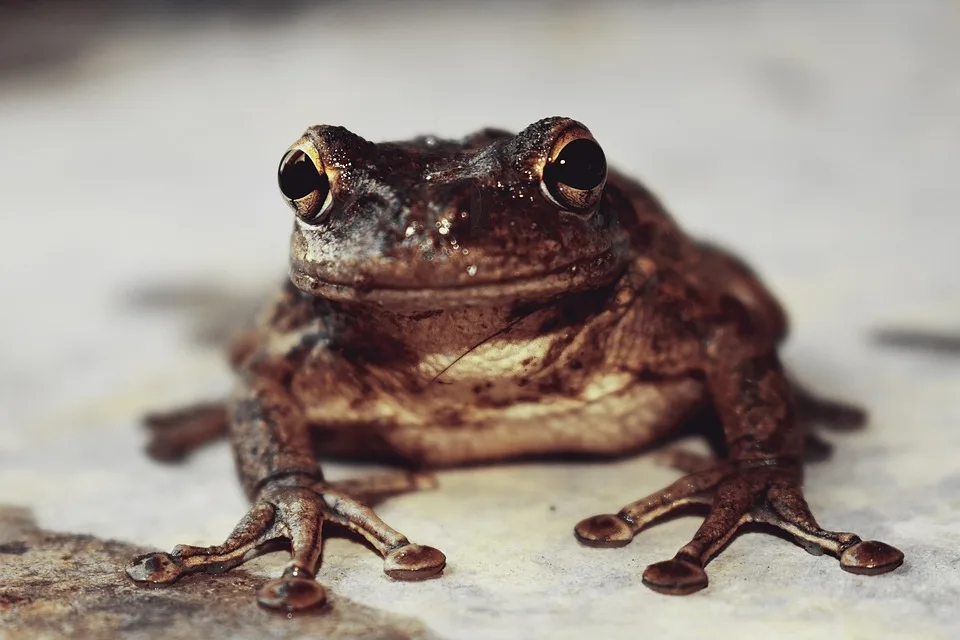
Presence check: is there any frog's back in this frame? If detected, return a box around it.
[608,169,789,347]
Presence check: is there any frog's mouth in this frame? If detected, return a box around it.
[290,247,626,309]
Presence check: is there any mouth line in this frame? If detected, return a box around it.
[295,249,618,292]
[290,248,624,304]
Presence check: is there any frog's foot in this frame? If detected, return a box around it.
[144,402,228,462]
[574,462,903,595]
[126,476,445,612]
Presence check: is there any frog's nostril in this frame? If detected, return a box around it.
[279,150,329,202]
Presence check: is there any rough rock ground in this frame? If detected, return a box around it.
[0,507,434,640]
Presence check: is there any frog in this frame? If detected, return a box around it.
[125,117,904,612]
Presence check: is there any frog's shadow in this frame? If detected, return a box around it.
[122,281,269,350]
[872,327,960,356]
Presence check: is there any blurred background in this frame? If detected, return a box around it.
[0,1,958,638]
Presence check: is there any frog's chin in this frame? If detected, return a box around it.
[290,250,625,310]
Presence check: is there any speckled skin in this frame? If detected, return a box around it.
[127,117,903,611]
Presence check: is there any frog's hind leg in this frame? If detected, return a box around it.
[698,241,866,433]
[574,470,716,549]
[144,401,229,461]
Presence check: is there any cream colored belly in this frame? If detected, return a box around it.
[303,369,705,466]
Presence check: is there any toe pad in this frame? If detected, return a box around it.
[126,552,183,585]
[574,514,634,548]
[642,558,708,595]
[384,544,446,580]
[840,540,904,575]
[258,577,327,612]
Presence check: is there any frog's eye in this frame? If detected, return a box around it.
[278,143,333,224]
[540,129,607,214]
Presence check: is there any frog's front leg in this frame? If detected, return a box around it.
[126,377,445,612]
[575,316,903,595]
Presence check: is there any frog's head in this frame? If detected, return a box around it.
[277,117,632,309]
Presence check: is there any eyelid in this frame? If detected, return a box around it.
[286,135,326,176]
[547,127,596,164]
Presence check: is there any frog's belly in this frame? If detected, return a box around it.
[303,372,705,466]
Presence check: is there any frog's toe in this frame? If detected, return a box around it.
[311,484,446,582]
[574,514,634,548]
[642,557,708,595]
[126,552,183,585]
[839,540,904,575]
[257,569,328,612]
[126,501,281,594]
[574,469,718,553]
[762,484,905,578]
[383,544,447,580]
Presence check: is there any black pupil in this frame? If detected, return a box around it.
[550,138,606,190]
[278,150,327,201]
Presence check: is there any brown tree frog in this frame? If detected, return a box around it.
[126,117,903,611]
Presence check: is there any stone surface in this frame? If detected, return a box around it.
[1,1,959,639]
[0,507,434,639]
